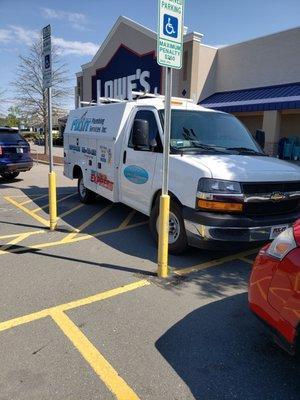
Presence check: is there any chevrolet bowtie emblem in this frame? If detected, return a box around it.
[270,192,288,202]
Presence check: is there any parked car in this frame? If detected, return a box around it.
[249,220,300,355]
[0,126,33,181]
[64,94,300,254]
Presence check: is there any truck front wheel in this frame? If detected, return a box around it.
[149,199,188,254]
[78,174,96,204]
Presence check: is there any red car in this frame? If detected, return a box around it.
[249,219,300,355]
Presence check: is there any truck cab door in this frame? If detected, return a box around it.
[119,108,163,215]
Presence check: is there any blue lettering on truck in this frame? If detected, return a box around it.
[124,165,149,184]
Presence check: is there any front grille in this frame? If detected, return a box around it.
[244,199,299,216]
[241,181,300,216]
[242,181,300,194]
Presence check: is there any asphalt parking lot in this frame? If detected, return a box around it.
[0,163,299,400]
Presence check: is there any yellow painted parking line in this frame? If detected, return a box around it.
[75,204,113,232]
[0,280,149,333]
[0,221,148,256]
[0,230,43,240]
[59,203,85,218]
[63,221,147,244]
[19,194,49,206]
[174,248,259,276]
[61,204,113,242]
[2,193,49,198]
[4,196,49,227]
[31,192,77,213]
[118,210,136,229]
[239,257,254,264]
[0,230,45,254]
[51,310,140,400]
[57,279,150,313]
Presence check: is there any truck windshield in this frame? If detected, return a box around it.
[159,110,263,155]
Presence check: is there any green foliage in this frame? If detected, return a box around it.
[2,106,22,127]
[0,117,6,126]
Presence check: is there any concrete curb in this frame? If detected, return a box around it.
[32,158,64,167]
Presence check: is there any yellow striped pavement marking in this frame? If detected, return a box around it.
[4,196,49,227]
[59,203,85,218]
[31,192,77,213]
[0,230,43,240]
[239,257,254,264]
[61,204,113,242]
[19,194,49,206]
[118,210,136,229]
[0,230,45,254]
[0,280,149,333]
[0,221,147,256]
[174,248,259,276]
[51,311,140,400]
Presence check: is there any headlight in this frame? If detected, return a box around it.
[198,178,242,194]
[266,227,297,260]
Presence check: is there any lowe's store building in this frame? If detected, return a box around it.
[75,16,300,157]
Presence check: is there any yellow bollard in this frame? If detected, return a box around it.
[48,171,57,231]
[157,194,170,278]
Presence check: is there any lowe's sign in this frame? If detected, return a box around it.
[92,45,161,101]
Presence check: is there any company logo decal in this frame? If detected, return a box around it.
[124,165,149,185]
[91,171,113,191]
[92,45,161,101]
[70,117,107,133]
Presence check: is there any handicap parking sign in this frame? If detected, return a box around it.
[157,0,184,69]
[163,14,178,38]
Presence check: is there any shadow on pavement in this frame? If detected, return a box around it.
[1,185,257,271]
[158,259,251,298]
[3,243,156,277]
[156,293,300,400]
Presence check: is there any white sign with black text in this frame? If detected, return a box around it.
[42,24,52,89]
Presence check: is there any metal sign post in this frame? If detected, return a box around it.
[157,0,184,277]
[42,24,57,231]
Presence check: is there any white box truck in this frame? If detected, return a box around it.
[64,95,300,253]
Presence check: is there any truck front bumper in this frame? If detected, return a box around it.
[183,207,300,249]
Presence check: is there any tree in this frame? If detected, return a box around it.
[12,35,71,153]
[0,87,7,117]
[5,106,21,128]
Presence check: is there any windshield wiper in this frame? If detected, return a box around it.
[225,147,264,155]
[171,143,228,155]
[189,142,219,151]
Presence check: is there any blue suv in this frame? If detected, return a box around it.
[0,127,33,180]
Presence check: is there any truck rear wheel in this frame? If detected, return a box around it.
[78,174,96,204]
[149,198,188,254]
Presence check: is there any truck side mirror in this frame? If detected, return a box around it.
[255,129,265,149]
[132,119,149,149]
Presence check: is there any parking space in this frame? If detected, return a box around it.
[1,164,299,400]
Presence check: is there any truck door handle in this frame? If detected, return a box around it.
[123,150,127,164]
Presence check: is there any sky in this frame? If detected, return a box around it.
[0,0,300,112]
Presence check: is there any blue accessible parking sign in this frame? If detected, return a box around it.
[163,14,178,38]
[157,0,184,69]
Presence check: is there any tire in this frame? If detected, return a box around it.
[1,171,20,181]
[78,174,96,204]
[149,198,188,254]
